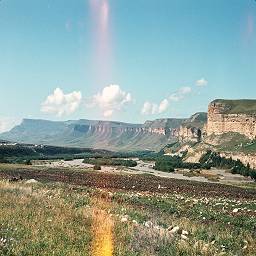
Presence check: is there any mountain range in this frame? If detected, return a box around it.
[0,114,206,151]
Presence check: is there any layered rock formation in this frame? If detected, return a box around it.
[0,118,186,151]
[207,99,256,139]
[177,112,207,142]
[1,99,255,153]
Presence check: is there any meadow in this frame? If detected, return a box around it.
[0,164,256,255]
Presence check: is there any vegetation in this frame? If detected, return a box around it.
[0,143,156,165]
[0,181,92,255]
[0,175,256,255]
[154,155,211,173]
[212,99,256,114]
[199,150,256,180]
[93,164,101,170]
[83,158,137,167]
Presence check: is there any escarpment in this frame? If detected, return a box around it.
[177,112,207,142]
[0,99,255,153]
[207,99,256,139]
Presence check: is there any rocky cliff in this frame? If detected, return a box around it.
[207,99,256,139]
[0,118,186,151]
[177,112,207,142]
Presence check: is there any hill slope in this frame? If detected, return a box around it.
[0,118,186,151]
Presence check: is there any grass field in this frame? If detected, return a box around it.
[0,164,256,255]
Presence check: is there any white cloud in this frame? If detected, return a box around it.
[169,86,192,102]
[91,84,132,117]
[141,98,169,115]
[41,88,82,117]
[141,102,157,115]
[0,117,21,133]
[158,99,169,113]
[196,78,208,87]
[103,109,114,117]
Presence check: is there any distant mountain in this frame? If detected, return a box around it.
[181,112,207,129]
[0,118,191,151]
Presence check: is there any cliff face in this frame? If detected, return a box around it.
[177,112,207,142]
[0,118,185,151]
[207,100,256,140]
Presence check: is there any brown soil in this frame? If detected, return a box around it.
[0,166,255,199]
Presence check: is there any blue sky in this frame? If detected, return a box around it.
[0,0,255,131]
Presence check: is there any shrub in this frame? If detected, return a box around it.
[200,150,256,181]
[93,164,101,170]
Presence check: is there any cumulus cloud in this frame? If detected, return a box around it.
[141,102,157,115]
[169,86,192,102]
[141,86,193,115]
[196,78,208,87]
[41,88,82,117]
[91,84,132,117]
[141,98,169,115]
[158,99,169,113]
[0,117,21,133]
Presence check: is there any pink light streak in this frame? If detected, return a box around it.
[90,0,112,83]
[247,15,254,39]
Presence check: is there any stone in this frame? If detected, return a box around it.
[169,226,180,234]
[181,234,188,240]
[232,208,239,213]
[25,179,38,184]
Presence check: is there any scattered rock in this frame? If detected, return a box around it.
[169,226,180,234]
[25,179,38,184]
[180,234,188,240]
[144,221,154,228]
[182,230,189,236]
[120,216,128,223]
[132,220,138,225]
[232,208,239,213]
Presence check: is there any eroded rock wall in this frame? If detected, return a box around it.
[207,101,256,139]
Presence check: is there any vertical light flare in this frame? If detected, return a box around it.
[243,14,254,46]
[247,15,254,39]
[90,0,112,83]
[91,209,114,256]
[100,0,109,31]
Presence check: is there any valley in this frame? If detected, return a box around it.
[1,99,256,255]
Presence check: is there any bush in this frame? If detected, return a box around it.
[25,159,32,165]
[200,150,256,181]
[0,156,9,163]
[93,164,101,170]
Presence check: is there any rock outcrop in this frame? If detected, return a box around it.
[177,112,207,142]
[207,99,256,139]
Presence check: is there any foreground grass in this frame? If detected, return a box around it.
[0,178,256,255]
[0,181,92,256]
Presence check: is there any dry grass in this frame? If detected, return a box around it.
[0,181,92,256]
[1,178,256,255]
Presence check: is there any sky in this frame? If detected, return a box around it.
[0,0,256,132]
